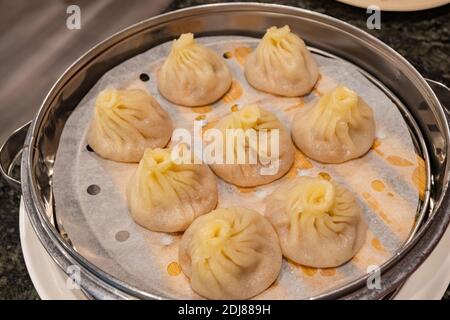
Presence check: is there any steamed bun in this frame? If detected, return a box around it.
[265,177,367,268]
[126,148,218,232]
[87,89,172,162]
[179,207,282,299]
[292,85,376,163]
[245,25,319,97]
[157,33,232,107]
[209,104,294,187]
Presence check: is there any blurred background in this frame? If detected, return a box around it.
[0,0,449,143]
[0,0,449,299]
[0,0,171,143]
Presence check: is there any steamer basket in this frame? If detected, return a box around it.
[1,3,450,299]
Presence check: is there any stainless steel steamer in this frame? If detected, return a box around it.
[1,3,450,299]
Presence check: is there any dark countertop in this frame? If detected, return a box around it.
[0,0,449,300]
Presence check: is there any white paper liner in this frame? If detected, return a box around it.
[53,36,422,299]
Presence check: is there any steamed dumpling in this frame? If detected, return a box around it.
[245,25,319,97]
[157,33,232,107]
[179,207,282,299]
[292,85,375,163]
[126,148,218,232]
[87,89,172,162]
[209,104,294,187]
[265,177,367,268]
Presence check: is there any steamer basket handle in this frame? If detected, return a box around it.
[0,121,31,191]
[426,79,450,118]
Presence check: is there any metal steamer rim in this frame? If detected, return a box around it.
[10,3,450,299]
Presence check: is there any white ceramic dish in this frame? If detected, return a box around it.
[19,199,85,300]
[337,0,450,11]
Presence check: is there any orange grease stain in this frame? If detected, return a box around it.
[371,238,385,252]
[234,47,252,65]
[191,105,212,114]
[371,138,384,156]
[237,186,257,194]
[371,180,385,192]
[362,192,392,224]
[318,172,331,181]
[285,151,313,178]
[386,155,414,167]
[319,268,337,277]
[222,80,243,103]
[294,151,313,169]
[195,115,206,121]
[300,266,318,277]
[412,155,426,200]
[167,262,182,276]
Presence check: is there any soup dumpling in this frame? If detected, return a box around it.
[291,85,376,163]
[265,177,367,268]
[87,89,172,162]
[209,104,294,187]
[126,148,218,232]
[179,207,282,299]
[157,33,232,107]
[245,25,319,97]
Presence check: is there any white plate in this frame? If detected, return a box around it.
[337,0,450,11]
[19,199,85,300]
[394,220,450,299]
[19,198,450,299]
